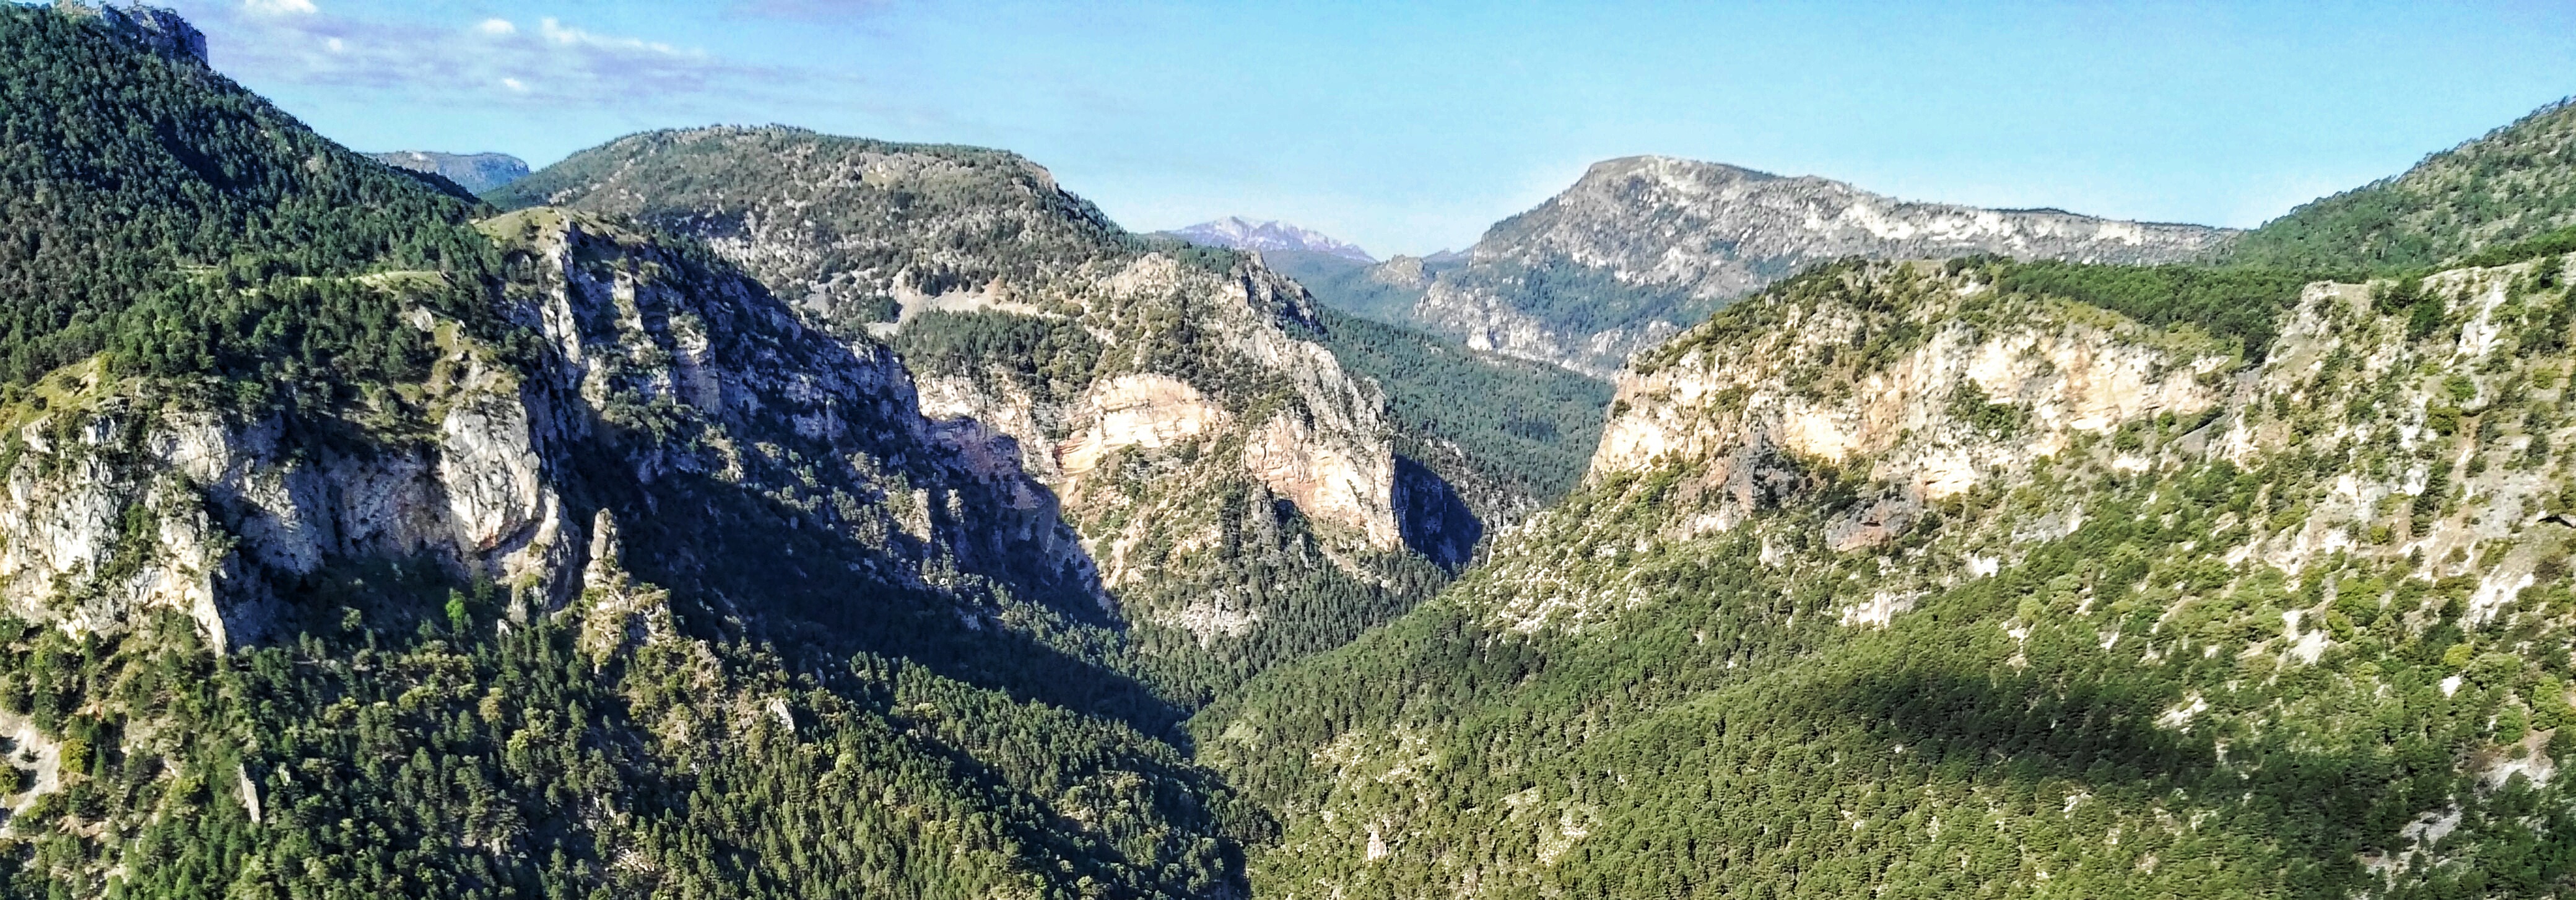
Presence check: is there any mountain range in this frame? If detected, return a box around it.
[365,151,531,194]
[6,4,2576,899]
[1165,217,1377,263]
[1305,155,2238,375]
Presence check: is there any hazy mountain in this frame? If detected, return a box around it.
[367,150,530,193]
[1395,155,2239,374]
[1168,216,1377,262]
[2232,97,2576,272]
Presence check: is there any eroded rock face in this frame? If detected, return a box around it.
[1057,374,1231,487]
[1244,411,1398,549]
[0,208,1103,652]
[59,2,206,65]
[507,128,1417,556]
[492,208,1097,604]
[494,129,1446,692]
[1590,262,2230,542]
[0,355,570,651]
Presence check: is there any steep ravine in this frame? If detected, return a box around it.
[497,127,1463,701]
[1199,253,2576,898]
[0,201,1250,893]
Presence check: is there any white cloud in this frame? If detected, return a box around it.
[536,17,695,58]
[173,4,803,113]
[728,0,891,20]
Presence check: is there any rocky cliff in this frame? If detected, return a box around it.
[493,126,1447,699]
[1203,250,2576,898]
[1399,155,2238,374]
[0,205,1093,652]
[0,201,1250,894]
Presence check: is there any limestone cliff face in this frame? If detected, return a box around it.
[1442,260,2245,633]
[1592,266,2230,525]
[498,128,1431,688]
[500,128,1407,549]
[0,208,1095,652]
[1403,155,2237,375]
[0,348,567,652]
[1054,374,1230,488]
[1463,252,2576,636]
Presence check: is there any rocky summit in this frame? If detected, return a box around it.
[1377,155,2236,375]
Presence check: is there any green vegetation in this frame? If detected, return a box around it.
[2230,97,2576,273]
[0,569,1255,899]
[1310,308,1612,513]
[1199,256,2576,898]
[1443,258,1705,338]
[889,309,1103,400]
[2459,223,2576,271]
[1260,250,1430,325]
[0,6,498,395]
[1987,258,2335,360]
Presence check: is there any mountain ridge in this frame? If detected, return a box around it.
[2232,96,2576,272]
[1167,216,1376,263]
[368,150,531,193]
[1378,154,2239,374]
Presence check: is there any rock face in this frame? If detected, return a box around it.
[0,356,568,653]
[368,151,531,193]
[1593,266,2230,514]
[56,2,204,64]
[1398,155,2238,374]
[493,126,1443,695]
[1467,260,2239,632]
[0,208,1092,653]
[1209,251,2576,899]
[1166,217,1376,263]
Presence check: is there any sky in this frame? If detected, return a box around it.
[136,0,2576,257]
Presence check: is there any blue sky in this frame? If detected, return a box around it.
[152,0,2576,256]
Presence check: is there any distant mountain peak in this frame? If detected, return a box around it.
[368,151,531,194]
[1170,217,1375,263]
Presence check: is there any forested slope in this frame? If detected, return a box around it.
[1305,309,1611,521]
[0,8,1257,896]
[2232,97,2576,272]
[1200,253,2576,898]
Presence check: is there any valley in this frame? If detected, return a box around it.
[1,3,2574,898]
